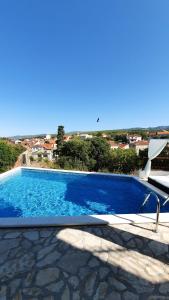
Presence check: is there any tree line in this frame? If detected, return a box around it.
[56,126,140,174]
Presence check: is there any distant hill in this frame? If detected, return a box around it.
[7,133,56,140]
[4,125,169,139]
[66,125,169,135]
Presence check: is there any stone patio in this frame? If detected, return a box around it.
[0,222,169,300]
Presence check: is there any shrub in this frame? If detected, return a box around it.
[0,140,25,173]
[108,149,140,174]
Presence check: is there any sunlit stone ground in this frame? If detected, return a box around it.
[0,222,169,299]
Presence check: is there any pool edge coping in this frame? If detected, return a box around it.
[0,166,168,228]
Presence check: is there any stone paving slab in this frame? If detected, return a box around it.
[0,223,169,299]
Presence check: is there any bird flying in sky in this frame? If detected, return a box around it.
[97,117,100,122]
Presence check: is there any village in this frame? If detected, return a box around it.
[11,130,169,164]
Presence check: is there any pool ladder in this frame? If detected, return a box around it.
[163,196,169,207]
[141,192,160,233]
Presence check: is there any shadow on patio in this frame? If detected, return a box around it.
[0,219,169,299]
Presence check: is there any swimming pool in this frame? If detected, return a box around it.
[0,167,168,222]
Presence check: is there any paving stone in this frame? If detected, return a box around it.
[13,291,22,300]
[37,243,56,260]
[111,232,124,246]
[21,239,32,250]
[8,246,23,260]
[79,266,91,279]
[4,232,21,239]
[108,277,126,291]
[95,249,109,262]
[93,282,108,300]
[84,271,97,297]
[121,232,133,242]
[93,227,103,236]
[148,240,168,256]
[22,287,43,296]
[36,268,60,286]
[0,253,9,265]
[0,239,20,255]
[47,280,64,293]
[37,250,61,267]
[148,296,169,300]
[61,285,70,300]
[58,228,83,244]
[68,276,79,289]
[0,253,35,280]
[0,286,7,300]
[159,282,169,295]
[83,233,102,250]
[99,266,110,279]
[23,272,35,287]
[123,291,139,300]
[72,291,80,300]
[126,239,136,248]
[9,278,21,297]
[106,291,121,300]
[23,231,39,241]
[40,230,52,238]
[118,270,154,294]
[58,250,90,274]
[135,238,144,249]
[63,272,69,278]
[88,257,100,267]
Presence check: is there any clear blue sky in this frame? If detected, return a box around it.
[0,0,169,136]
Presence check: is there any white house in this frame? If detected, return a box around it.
[130,140,149,155]
[46,134,51,140]
[79,134,93,140]
[30,143,54,161]
[15,139,22,144]
[128,135,142,143]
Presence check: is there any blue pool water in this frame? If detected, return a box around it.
[0,168,167,218]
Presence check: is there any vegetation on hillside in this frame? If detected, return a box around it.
[56,135,140,174]
[0,140,25,173]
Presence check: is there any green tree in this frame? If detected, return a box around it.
[58,139,92,170]
[89,137,111,171]
[108,148,140,174]
[114,134,127,143]
[57,125,65,154]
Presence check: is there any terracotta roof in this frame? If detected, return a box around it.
[49,139,56,144]
[157,131,169,135]
[42,144,54,150]
[108,141,119,146]
[134,141,149,146]
[118,143,129,149]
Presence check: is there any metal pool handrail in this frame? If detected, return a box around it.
[141,192,160,233]
[163,196,169,207]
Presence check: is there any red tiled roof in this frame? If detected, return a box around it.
[157,131,169,135]
[42,144,54,150]
[118,143,128,149]
[134,141,149,146]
